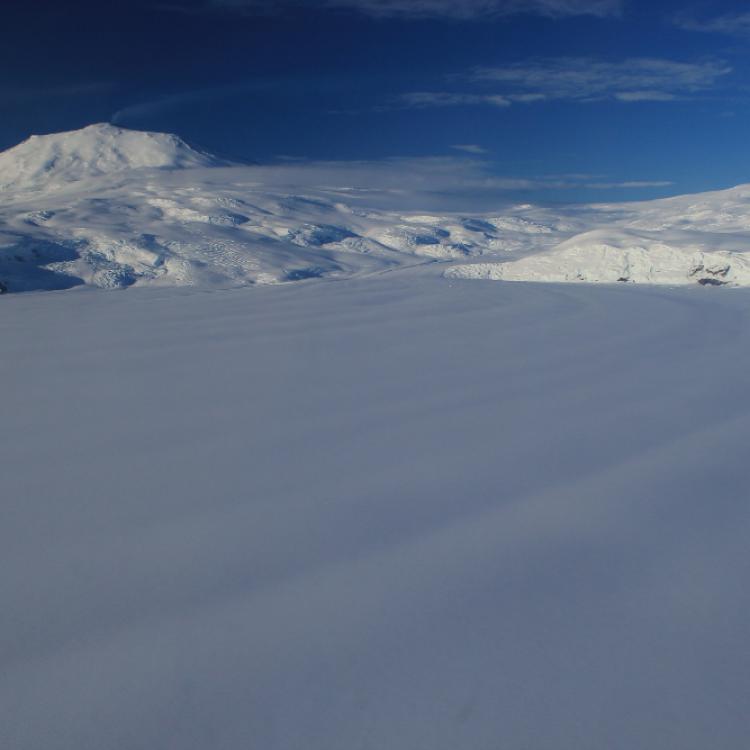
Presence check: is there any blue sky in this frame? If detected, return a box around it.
[4,0,750,201]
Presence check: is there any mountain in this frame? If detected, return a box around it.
[0,124,569,293]
[0,123,221,192]
[2,123,750,293]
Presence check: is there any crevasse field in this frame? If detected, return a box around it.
[2,125,750,749]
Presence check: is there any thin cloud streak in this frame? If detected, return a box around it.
[399,92,511,108]
[243,157,673,194]
[587,180,674,188]
[399,57,731,110]
[614,91,677,102]
[675,11,750,37]
[451,144,489,154]
[202,0,622,19]
[111,82,280,124]
[474,57,731,101]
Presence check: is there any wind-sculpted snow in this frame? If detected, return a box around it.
[5,124,750,292]
[2,276,750,749]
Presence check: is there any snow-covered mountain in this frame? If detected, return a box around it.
[3,123,750,293]
[0,123,221,192]
[0,124,569,293]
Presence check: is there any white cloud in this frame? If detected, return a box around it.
[400,57,731,110]
[207,0,621,19]
[400,92,511,108]
[244,156,536,193]
[587,180,674,188]
[675,12,750,37]
[450,144,489,154]
[509,92,548,103]
[324,0,620,18]
[243,157,672,197]
[614,91,678,102]
[474,57,731,102]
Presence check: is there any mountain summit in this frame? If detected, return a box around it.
[0,123,222,191]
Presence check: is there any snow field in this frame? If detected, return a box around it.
[2,274,750,749]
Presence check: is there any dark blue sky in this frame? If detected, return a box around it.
[4,0,750,201]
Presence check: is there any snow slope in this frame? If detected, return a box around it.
[2,274,750,749]
[447,228,750,286]
[5,124,750,292]
[449,187,750,286]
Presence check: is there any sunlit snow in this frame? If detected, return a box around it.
[4,124,750,292]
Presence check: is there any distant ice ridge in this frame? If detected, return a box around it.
[447,229,750,287]
[447,187,750,288]
[4,123,750,293]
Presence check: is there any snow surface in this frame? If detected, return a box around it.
[2,272,750,749]
[5,124,750,291]
[3,125,750,746]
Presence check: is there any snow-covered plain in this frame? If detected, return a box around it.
[2,272,750,749]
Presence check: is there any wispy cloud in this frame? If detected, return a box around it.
[474,57,731,102]
[613,91,678,102]
[112,94,192,124]
[399,57,731,110]
[400,92,510,108]
[450,144,489,154]
[111,83,274,124]
[586,180,673,189]
[248,157,672,196]
[196,0,622,19]
[674,11,750,37]
[250,156,536,192]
